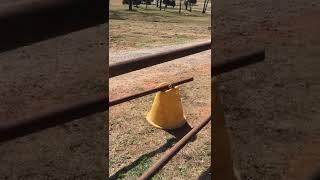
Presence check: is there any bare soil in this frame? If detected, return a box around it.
[109,1,212,179]
[109,0,211,51]
[109,44,211,180]
[0,25,107,179]
[213,0,320,179]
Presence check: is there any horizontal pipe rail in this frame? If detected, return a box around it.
[0,48,264,143]
[109,41,211,78]
[212,50,265,76]
[138,50,265,179]
[0,94,107,143]
[109,77,193,107]
[0,0,107,53]
[138,115,212,180]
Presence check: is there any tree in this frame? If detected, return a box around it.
[202,0,209,13]
[129,0,133,10]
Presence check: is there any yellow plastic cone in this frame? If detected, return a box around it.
[146,84,186,130]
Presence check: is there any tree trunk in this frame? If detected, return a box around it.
[202,0,209,13]
[129,0,133,10]
[202,0,206,13]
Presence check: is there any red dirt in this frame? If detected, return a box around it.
[214,1,320,179]
[0,25,107,179]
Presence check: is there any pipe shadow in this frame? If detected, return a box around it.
[164,122,197,142]
[197,166,212,180]
[109,138,176,179]
[308,168,320,180]
[109,122,196,179]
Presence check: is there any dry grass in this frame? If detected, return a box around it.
[109,0,211,179]
[109,75,211,179]
[109,0,211,51]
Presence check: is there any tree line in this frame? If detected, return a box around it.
[122,0,210,13]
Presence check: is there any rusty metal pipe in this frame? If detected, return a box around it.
[0,77,192,143]
[0,48,263,143]
[0,0,107,53]
[212,50,265,76]
[110,77,193,107]
[138,115,212,180]
[109,41,211,78]
[0,94,107,143]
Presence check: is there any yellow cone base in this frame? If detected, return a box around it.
[146,85,186,130]
[146,115,187,130]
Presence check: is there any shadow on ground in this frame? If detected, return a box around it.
[198,166,212,180]
[109,122,198,179]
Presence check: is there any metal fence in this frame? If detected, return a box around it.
[0,0,108,143]
[0,0,265,179]
[108,42,265,179]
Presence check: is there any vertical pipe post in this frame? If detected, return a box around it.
[211,3,238,177]
[212,80,238,180]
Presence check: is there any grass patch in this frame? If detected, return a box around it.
[109,1,211,179]
[178,165,188,176]
[109,0,211,50]
[110,5,209,23]
[111,156,153,179]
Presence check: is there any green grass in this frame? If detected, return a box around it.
[116,156,153,179]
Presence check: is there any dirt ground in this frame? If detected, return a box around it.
[0,24,107,179]
[109,46,211,179]
[109,0,211,179]
[213,0,320,179]
[109,0,211,51]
